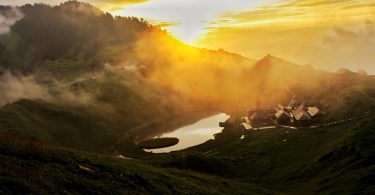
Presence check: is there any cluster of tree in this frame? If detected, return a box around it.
[0,1,165,73]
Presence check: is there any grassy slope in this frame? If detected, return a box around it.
[0,85,185,156]
[0,3,373,193]
[143,80,375,194]
[145,117,375,194]
[0,133,271,195]
[1,95,373,194]
[0,68,374,194]
[0,99,122,153]
[0,62,192,155]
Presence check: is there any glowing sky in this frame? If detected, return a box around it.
[3,0,375,73]
[115,0,275,44]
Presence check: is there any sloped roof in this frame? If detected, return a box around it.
[275,109,290,119]
[307,107,320,117]
[291,109,311,121]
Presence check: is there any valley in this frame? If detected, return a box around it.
[0,1,374,194]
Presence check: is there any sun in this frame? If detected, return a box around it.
[162,22,208,45]
[111,0,277,46]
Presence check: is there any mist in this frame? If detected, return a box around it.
[133,31,260,111]
[0,72,50,106]
[131,30,358,112]
[0,7,23,35]
[0,2,360,113]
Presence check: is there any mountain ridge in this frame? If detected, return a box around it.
[0,1,374,194]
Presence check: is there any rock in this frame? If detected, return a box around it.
[78,165,94,173]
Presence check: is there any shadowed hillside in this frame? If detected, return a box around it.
[0,1,157,72]
[0,132,271,194]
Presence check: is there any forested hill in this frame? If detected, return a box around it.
[0,1,255,154]
[0,1,165,72]
[0,1,257,111]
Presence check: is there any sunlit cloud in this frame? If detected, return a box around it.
[206,0,375,29]
[197,0,375,73]
[2,0,375,73]
[90,0,151,11]
[115,0,275,44]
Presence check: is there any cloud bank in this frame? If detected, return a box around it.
[0,72,50,106]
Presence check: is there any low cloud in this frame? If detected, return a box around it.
[0,7,23,35]
[0,63,141,107]
[0,72,50,106]
[0,70,98,107]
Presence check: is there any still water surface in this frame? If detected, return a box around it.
[146,113,230,153]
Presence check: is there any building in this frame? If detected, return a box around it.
[242,94,324,130]
[274,103,323,126]
[247,98,276,126]
[275,108,291,124]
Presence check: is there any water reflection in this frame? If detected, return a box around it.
[145,113,229,153]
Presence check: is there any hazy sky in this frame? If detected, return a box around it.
[2,0,375,73]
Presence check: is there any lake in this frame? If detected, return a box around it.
[145,113,230,153]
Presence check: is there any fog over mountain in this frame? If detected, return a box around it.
[0,7,23,34]
[0,2,374,194]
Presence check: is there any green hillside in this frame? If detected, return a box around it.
[0,1,374,194]
[0,132,271,194]
[145,85,375,194]
[1,83,374,194]
[0,68,190,155]
[0,1,256,155]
